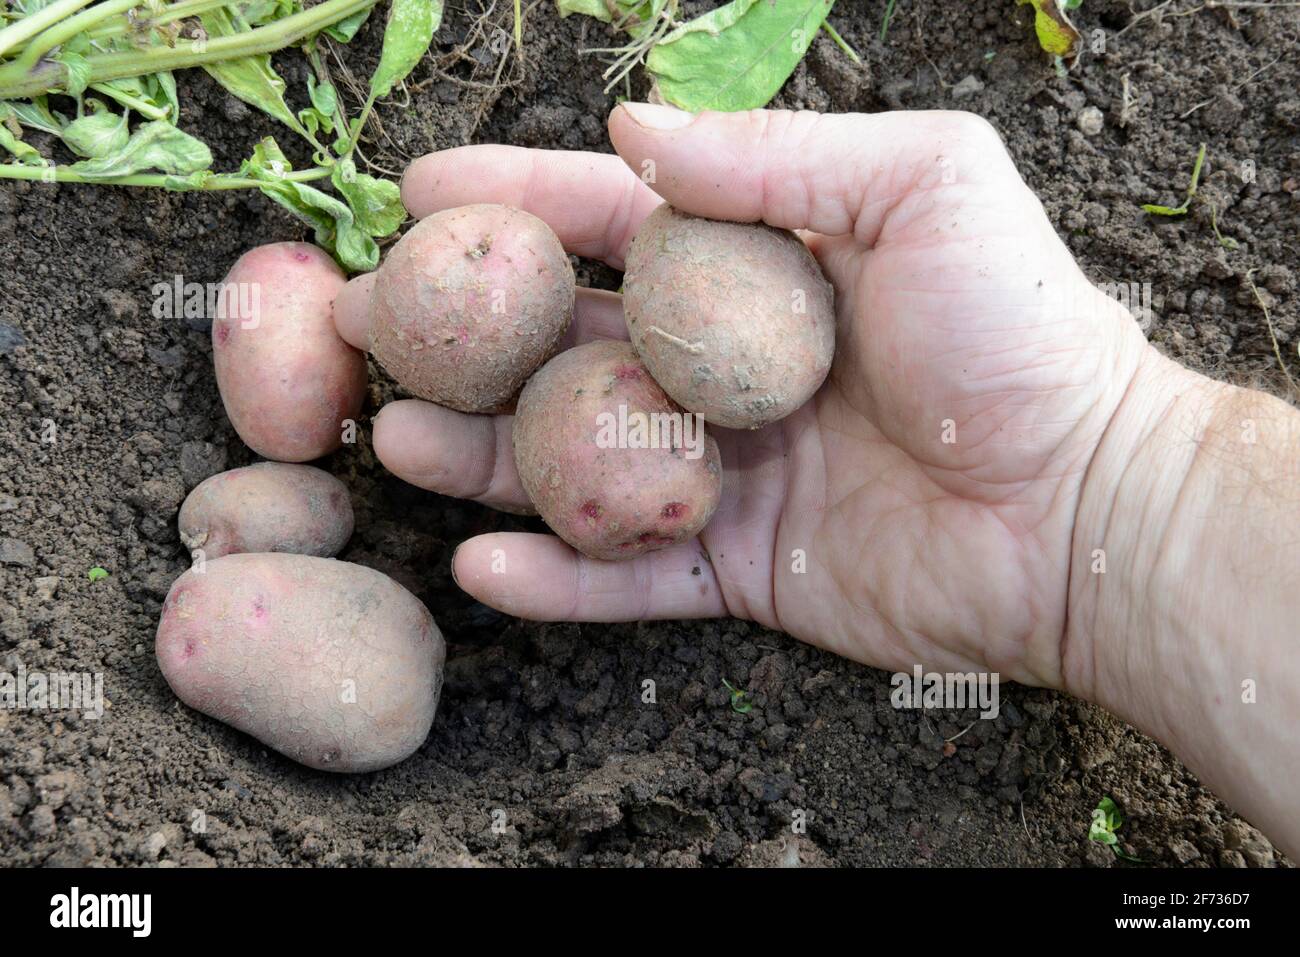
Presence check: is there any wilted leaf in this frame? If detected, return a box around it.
[332,163,405,236]
[61,101,129,158]
[7,98,64,136]
[70,121,212,178]
[200,8,302,135]
[0,104,45,165]
[368,0,444,101]
[242,139,379,271]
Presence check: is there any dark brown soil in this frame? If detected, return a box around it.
[1,0,1296,868]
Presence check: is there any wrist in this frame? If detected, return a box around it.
[1063,347,1225,721]
[1065,345,1300,851]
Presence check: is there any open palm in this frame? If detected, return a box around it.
[336,106,1151,688]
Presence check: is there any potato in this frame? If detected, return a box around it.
[213,243,367,462]
[622,204,836,429]
[370,204,575,413]
[513,340,722,561]
[156,554,445,773]
[178,463,353,561]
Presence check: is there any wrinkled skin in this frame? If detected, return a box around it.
[178,462,354,560]
[157,554,445,773]
[514,340,722,560]
[623,204,835,429]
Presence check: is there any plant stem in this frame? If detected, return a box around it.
[821,21,860,64]
[0,0,377,99]
[0,162,331,189]
[90,82,170,121]
[880,0,897,43]
[15,0,142,67]
[85,0,239,43]
[513,0,522,53]
[0,0,96,59]
[1185,142,1207,201]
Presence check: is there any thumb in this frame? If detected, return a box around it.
[608,104,1019,244]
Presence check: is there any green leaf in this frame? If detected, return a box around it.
[89,72,178,122]
[58,50,93,99]
[244,135,294,175]
[69,120,212,179]
[154,71,180,121]
[243,0,299,25]
[0,104,45,165]
[325,7,373,42]
[87,566,109,582]
[368,0,443,101]
[61,101,129,159]
[1015,0,1082,59]
[308,74,339,117]
[1088,796,1124,845]
[555,0,660,34]
[556,0,616,20]
[241,138,378,271]
[645,0,835,113]
[200,8,304,137]
[8,98,65,136]
[331,164,405,236]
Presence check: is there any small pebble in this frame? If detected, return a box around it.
[952,75,985,100]
[1077,106,1105,136]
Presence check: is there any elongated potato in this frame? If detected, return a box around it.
[622,204,836,429]
[213,243,367,461]
[370,204,575,413]
[178,463,353,560]
[156,554,445,773]
[513,340,722,561]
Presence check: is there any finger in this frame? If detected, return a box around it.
[565,288,627,346]
[453,533,728,622]
[372,400,532,513]
[332,272,375,350]
[401,145,662,268]
[608,104,1018,245]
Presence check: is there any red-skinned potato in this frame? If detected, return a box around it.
[213,243,367,461]
[370,204,575,413]
[178,463,353,560]
[156,554,445,773]
[513,340,722,561]
[622,205,836,429]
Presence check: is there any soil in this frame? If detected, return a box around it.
[1,0,1296,868]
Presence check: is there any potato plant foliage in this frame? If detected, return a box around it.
[0,0,443,271]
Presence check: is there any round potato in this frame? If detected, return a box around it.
[156,554,445,773]
[213,243,367,461]
[622,204,836,429]
[513,340,722,561]
[370,204,575,413]
[178,463,353,561]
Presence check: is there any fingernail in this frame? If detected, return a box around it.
[620,102,696,131]
[449,545,463,589]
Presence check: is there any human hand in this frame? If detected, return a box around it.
[332,105,1154,690]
